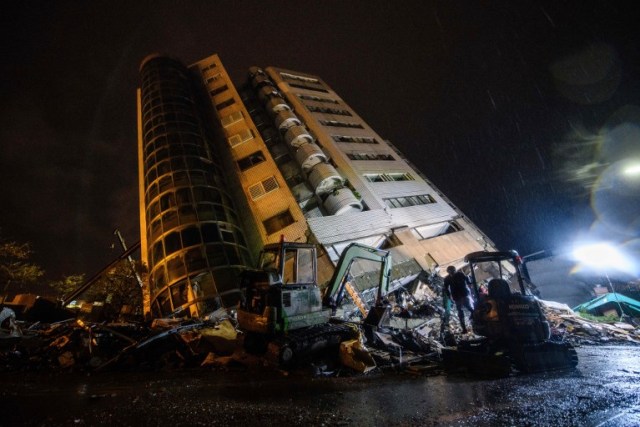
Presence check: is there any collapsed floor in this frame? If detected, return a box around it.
[1,276,639,375]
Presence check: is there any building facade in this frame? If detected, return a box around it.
[137,53,494,319]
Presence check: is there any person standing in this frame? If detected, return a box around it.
[443,265,475,334]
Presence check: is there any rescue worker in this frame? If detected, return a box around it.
[443,265,475,334]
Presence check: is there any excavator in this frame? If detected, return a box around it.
[442,250,578,376]
[236,239,392,366]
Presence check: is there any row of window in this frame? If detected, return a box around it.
[263,209,295,235]
[146,167,220,198]
[150,262,243,318]
[346,153,394,161]
[150,223,246,267]
[143,122,201,144]
[151,242,249,294]
[209,84,228,97]
[364,172,414,182]
[320,120,363,129]
[332,135,379,144]
[140,72,188,92]
[280,72,320,84]
[288,82,329,93]
[142,100,195,124]
[383,194,435,209]
[145,155,214,188]
[297,94,339,104]
[200,62,218,73]
[142,111,199,135]
[228,128,254,148]
[148,202,238,245]
[237,151,266,171]
[142,94,193,114]
[204,73,222,85]
[215,98,235,111]
[306,105,352,116]
[148,185,227,220]
[143,132,205,159]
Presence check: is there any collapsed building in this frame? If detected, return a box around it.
[136,53,494,320]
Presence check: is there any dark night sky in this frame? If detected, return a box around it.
[2,1,640,281]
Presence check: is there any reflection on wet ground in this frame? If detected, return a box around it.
[2,346,639,426]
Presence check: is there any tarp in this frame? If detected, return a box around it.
[573,292,640,317]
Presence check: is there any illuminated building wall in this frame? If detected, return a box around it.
[244,66,495,274]
[137,53,496,318]
[137,55,252,318]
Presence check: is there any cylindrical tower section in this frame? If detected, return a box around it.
[139,55,249,319]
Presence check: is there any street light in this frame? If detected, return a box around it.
[572,242,632,320]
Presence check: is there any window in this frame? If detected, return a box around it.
[306,105,351,116]
[412,221,463,240]
[215,98,235,110]
[201,63,217,72]
[297,94,339,104]
[280,72,320,83]
[347,153,394,161]
[263,210,295,234]
[319,120,363,129]
[228,128,254,147]
[332,135,378,144]
[237,151,266,171]
[248,176,280,200]
[383,194,435,209]
[205,73,222,84]
[288,82,329,93]
[221,111,243,127]
[209,84,228,97]
[364,173,414,182]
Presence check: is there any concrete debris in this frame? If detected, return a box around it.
[1,273,638,375]
[539,299,640,345]
[338,338,376,373]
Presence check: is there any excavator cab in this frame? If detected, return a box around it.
[442,250,577,375]
[466,250,551,344]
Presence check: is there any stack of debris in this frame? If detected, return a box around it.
[539,299,640,345]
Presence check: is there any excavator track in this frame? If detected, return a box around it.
[268,322,357,367]
[511,340,578,373]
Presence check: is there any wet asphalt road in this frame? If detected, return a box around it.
[1,345,639,426]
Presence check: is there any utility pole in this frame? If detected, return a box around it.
[114,229,144,289]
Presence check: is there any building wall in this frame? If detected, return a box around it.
[137,54,251,318]
[262,67,494,273]
[137,52,497,319]
[189,55,309,259]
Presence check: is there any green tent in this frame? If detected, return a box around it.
[573,292,640,317]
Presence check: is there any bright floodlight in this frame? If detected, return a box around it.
[622,163,640,176]
[572,242,634,274]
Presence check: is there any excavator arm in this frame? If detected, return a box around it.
[322,243,391,312]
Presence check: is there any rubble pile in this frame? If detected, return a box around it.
[2,274,640,375]
[0,308,243,373]
[539,299,640,345]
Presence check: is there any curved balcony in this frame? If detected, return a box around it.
[294,142,327,172]
[284,125,313,148]
[323,189,363,215]
[265,97,291,116]
[251,74,273,89]
[275,110,301,131]
[307,163,343,196]
[258,86,280,103]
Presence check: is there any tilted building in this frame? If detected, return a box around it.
[137,53,494,319]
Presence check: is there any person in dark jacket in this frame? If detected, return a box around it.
[443,265,475,333]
